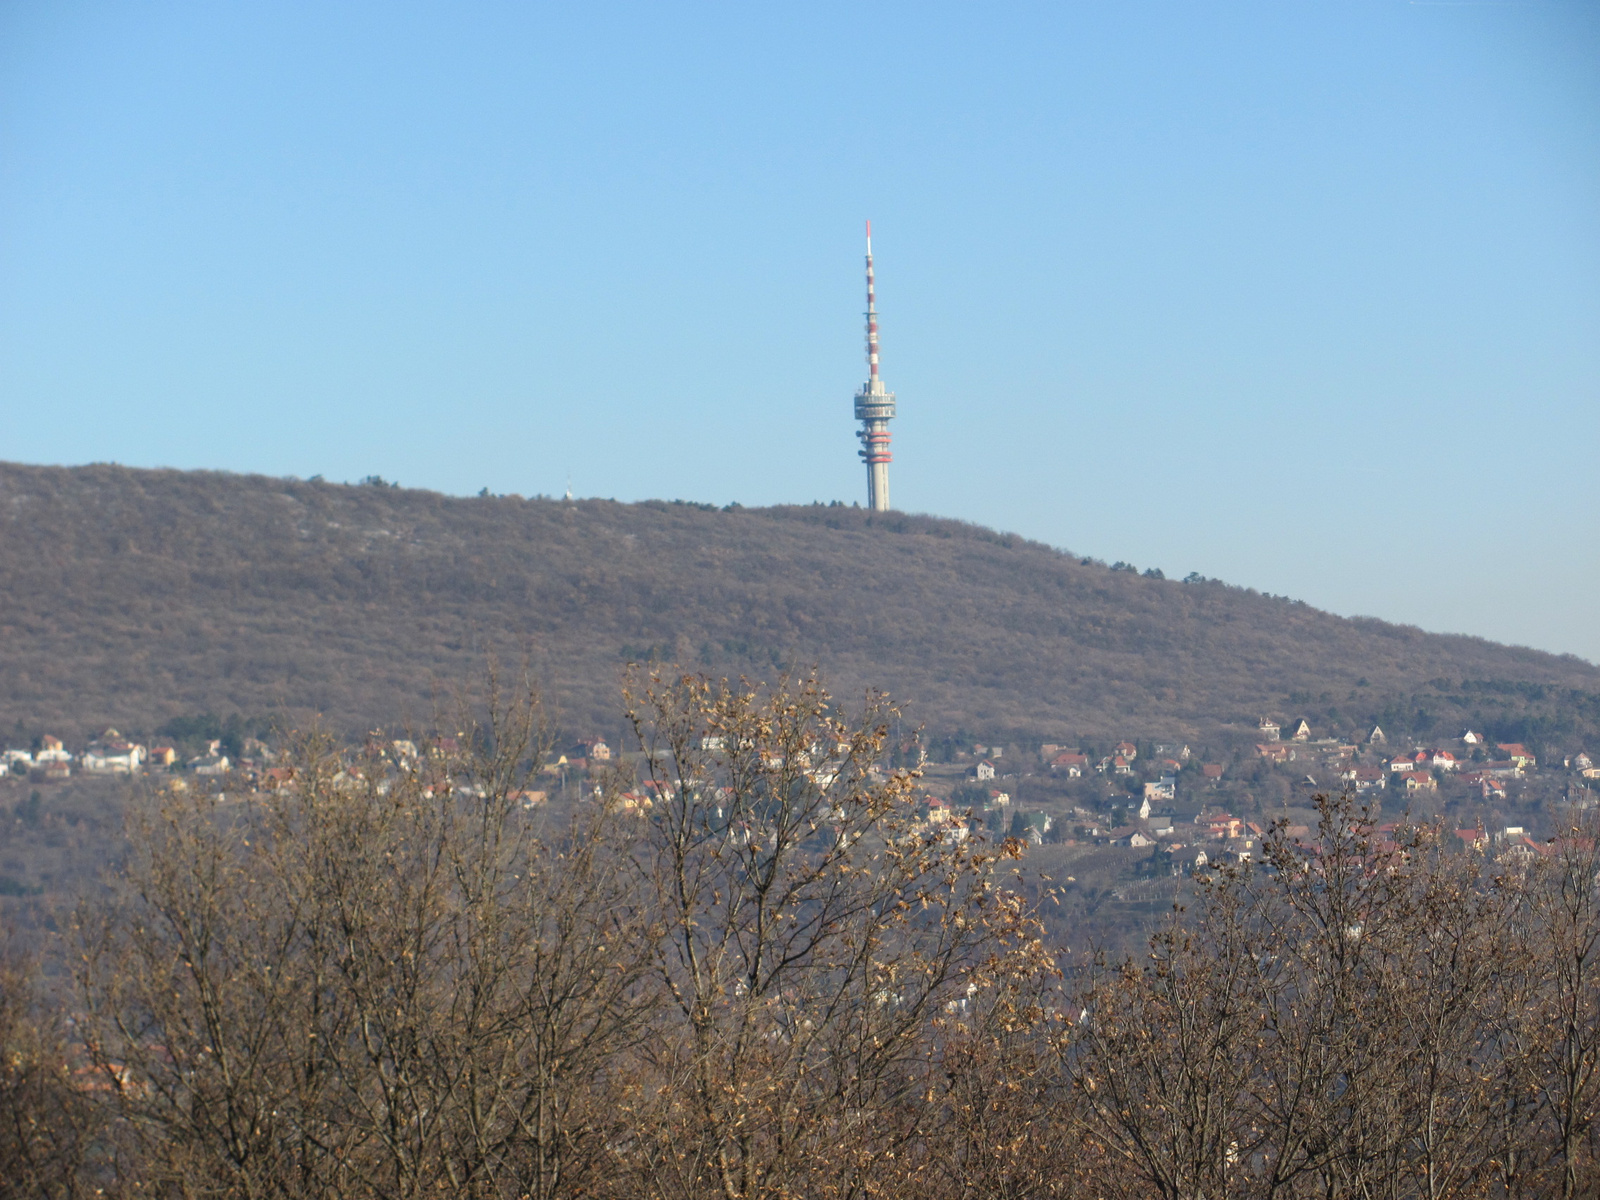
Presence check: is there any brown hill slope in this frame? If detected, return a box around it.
[1,462,1596,747]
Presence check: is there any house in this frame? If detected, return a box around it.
[192,756,231,776]
[1201,763,1224,785]
[1399,770,1437,793]
[41,760,70,780]
[1258,719,1281,742]
[1112,756,1134,776]
[35,736,70,765]
[1143,776,1177,804]
[1287,719,1312,742]
[1497,744,1537,769]
[4,749,33,774]
[1455,828,1488,851]
[1498,835,1546,865]
[390,739,419,761]
[1049,752,1088,777]
[1572,751,1594,772]
[147,745,177,767]
[1221,836,1258,864]
[1153,742,1192,762]
[924,797,952,825]
[1146,814,1175,835]
[1114,741,1138,762]
[1480,777,1509,802]
[572,737,612,761]
[1136,794,1152,821]
[1482,760,1524,779]
[1429,750,1458,772]
[1203,813,1243,840]
[1367,725,1387,744]
[82,748,144,774]
[1257,744,1294,763]
[1349,765,1386,794]
[973,759,996,781]
[1462,730,1483,745]
[261,766,296,791]
[986,789,1011,810]
[82,732,146,774]
[1167,845,1210,874]
[1389,755,1414,773]
[1019,811,1052,844]
[1112,829,1155,849]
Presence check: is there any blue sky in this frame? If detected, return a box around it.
[3,1,1597,660]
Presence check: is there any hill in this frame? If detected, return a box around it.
[2,461,1597,750]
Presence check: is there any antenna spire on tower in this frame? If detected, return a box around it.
[853,221,896,511]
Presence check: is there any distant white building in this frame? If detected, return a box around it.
[82,730,145,774]
[192,753,232,776]
[1143,776,1178,806]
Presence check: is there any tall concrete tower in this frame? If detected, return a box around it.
[854,221,896,511]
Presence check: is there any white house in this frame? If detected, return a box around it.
[1143,776,1178,804]
[192,752,232,776]
[82,736,146,774]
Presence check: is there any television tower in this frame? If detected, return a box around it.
[854,221,896,511]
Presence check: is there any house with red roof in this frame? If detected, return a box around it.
[1497,744,1536,769]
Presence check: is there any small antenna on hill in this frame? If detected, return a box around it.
[564,476,573,503]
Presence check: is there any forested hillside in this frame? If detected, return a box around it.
[1,461,1597,746]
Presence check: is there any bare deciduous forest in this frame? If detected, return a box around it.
[2,462,1598,748]
[7,672,1600,1199]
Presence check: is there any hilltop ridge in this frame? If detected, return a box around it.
[1,461,1596,747]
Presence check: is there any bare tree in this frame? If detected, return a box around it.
[617,669,1049,1200]
[0,943,105,1200]
[78,677,654,1200]
[1511,817,1600,1199]
[1068,794,1533,1200]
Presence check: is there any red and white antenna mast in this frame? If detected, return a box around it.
[854,220,896,511]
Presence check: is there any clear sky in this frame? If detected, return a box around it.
[3,1,1597,661]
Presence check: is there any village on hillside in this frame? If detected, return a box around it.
[4,712,1598,903]
[905,716,1599,877]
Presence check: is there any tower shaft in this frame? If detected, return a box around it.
[853,221,896,511]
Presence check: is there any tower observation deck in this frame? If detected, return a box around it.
[854,221,896,511]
